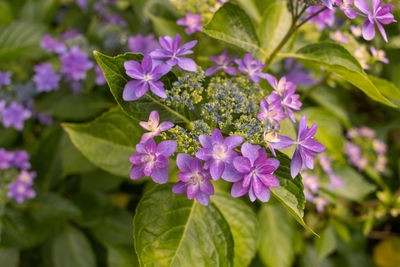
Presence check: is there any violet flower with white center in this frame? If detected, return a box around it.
[128,34,159,55]
[139,110,174,143]
[235,53,268,83]
[95,66,106,85]
[41,34,67,54]
[60,46,93,81]
[307,6,335,30]
[290,115,325,178]
[129,138,177,184]
[268,90,302,123]
[172,154,214,206]
[257,99,287,124]
[231,143,280,202]
[7,170,36,204]
[354,0,396,42]
[339,0,357,19]
[123,55,172,101]
[205,50,237,76]
[177,13,203,35]
[1,102,31,131]
[370,46,389,63]
[150,34,198,72]
[195,128,243,181]
[330,30,349,43]
[0,148,12,169]
[0,71,11,89]
[33,63,60,92]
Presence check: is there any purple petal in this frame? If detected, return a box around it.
[195,148,213,161]
[233,156,251,173]
[223,66,237,75]
[298,115,308,141]
[205,66,220,76]
[157,140,177,157]
[159,36,173,51]
[241,142,259,166]
[149,110,159,124]
[252,176,264,196]
[248,186,256,202]
[300,147,315,169]
[177,153,192,172]
[258,173,280,187]
[375,20,388,42]
[130,165,144,180]
[221,163,243,182]
[149,50,169,59]
[152,63,172,80]
[224,135,243,150]
[136,143,146,153]
[172,34,181,52]
[190,158,203,172]
[210,160,225,180]
[200,180,215,195]
[124,61,142,78]
[302,139,325,152]
[172,181,187,194]
[355,0,370,14]
[231,181,249,198]
[290,148,302,178]
[362,19,375,41]
[159,121,174,131]
[270,135,295,150]
[141,55,153,73]
[195,191,210,206]
[187,183,199,199]
[155,155,169,168]
[177,172,192,182]
[151,167,169,184]
[179,40,198,53]
[140,132,155,143]
[176,58,197,72]
[149,81,167,98]
[254,184,271,202]
[211,128,223,145]
[123,80,148,101]
[199,135,212,148]
[145,138,157,154]
[129,154,143,164]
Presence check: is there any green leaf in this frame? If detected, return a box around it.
[368,75,400,107]
[283,43,396,107]
[93,51,187,123]
[315,226,336,259]
[107,245,139,267]
[19,0,60,23]
[0,21,46,61]
[212,191,258,267]
[63,108,141,177]
[202,3,266,58]
[300,245,334,267]
[258,203,299,267]
[52,225,96,267]
[0,2,13,25]
[133,184,234,267]
[259,2,292,57]
[271,151,317,236]
[0,247,18,267]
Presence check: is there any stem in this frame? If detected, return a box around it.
[300,73,331,101]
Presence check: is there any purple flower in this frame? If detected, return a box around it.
[205,50,237,76]
[339,0,357,19]
[7,170,36,204]
[76,0,87,10]
[354,0,396,42]
[41,34,67,54]
[359,126,375,138]
[307,6,335,30]
[264,132,296,157]
[235,53,268,83]
[285,59,317,86]
[329,174,344,189]
[344,141,368,170]
[350,25,362,38]
[290,115,325,178]
[60,46,93,81]
[172,154,214,205]
[318,153,332,174]
[128,34,159,55]
[95,66,106,85]
[129,138,177,184]
[330,30,349,43]
[1,102,31,131]
[373,139,387,155]
[302,173,319,193]
[195,128,243,181]
[33,63,60,92]
[60,29,81,40]
[0,71,11,89]
[313,196,328,212]
[10,150,31,170]
[177,13,203,35]
[257,99,287,124]
[36,112,53,125]
[150,34,198,72]
[370,46,389,63]
[139,110,174,143]
[231,143,280,202]
[322,0,339,9]
[123,55,172,101]
[0,148,12,169]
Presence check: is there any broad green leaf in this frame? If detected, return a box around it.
[63,108,141,177]
[0,126,18,148]
[300,245,334,267]
[212,192,258,267]
[107,245,139,267]
[52,225,96,267]
[368,75,400,107]
[236,0,262,23]
[258,203,299,267]
[19,0,60,23]
[28,192,81,222]
[80,170,123,192]
[315,226,336,259]
[0,247,18,267]
[0,21,46,61]
[133,184,234,267]
[259,2,292,57]
[35,89,113,121]
[202,3,266,58]
[94,51,186,123]
[271,151,317,236]
[282,43,396,107]
[0,2,13,25]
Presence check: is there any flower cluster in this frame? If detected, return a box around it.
[0,148,36,204]
[0,101,31,131]
[344,126,387,172]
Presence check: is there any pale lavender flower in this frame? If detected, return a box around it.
[302,173,319,193]
[359,126,376,138]
[195,128,243,181]
[313,196,328,212]
[33,63,60,92]
[290,115,325,178]
[344,141,368,170]
[373,139,387,155]
[10,150,31,170]
[354,0,396,42]
[257,99,287,124]
[350,25,362,38]
[128,34,159,55]
[346,127,359,139]
[123,55,172,100]
[36,113,53,125]
[60,46,93,81]
[0,71,11,89]
[329,174,344,189]
[318,153,333,174]
[41,34,67,54]
[76,0,87,10]
[339,0,357,19]
[231,143,280,202]
[330,30,349,43]
[374,155,387,172]
[205,50,237,76]
[307,6,335,30]
[177,13,203,35]
[172,154,214,205]
[150,34,198,72]
[1,102,31,131]
[0,148,12,169]
[95,66,106,85]
[268,89,302,123]
[370,46,389,63]
[285,59,316,86]
[235,53,268,83]
[129,138,177,184]
[139,110,174,143]
[7,170,36,204]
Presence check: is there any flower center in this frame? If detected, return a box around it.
[192,172,203,184]
[148,120,158,132]
[143,74,152,81]
[213,145,226,160]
